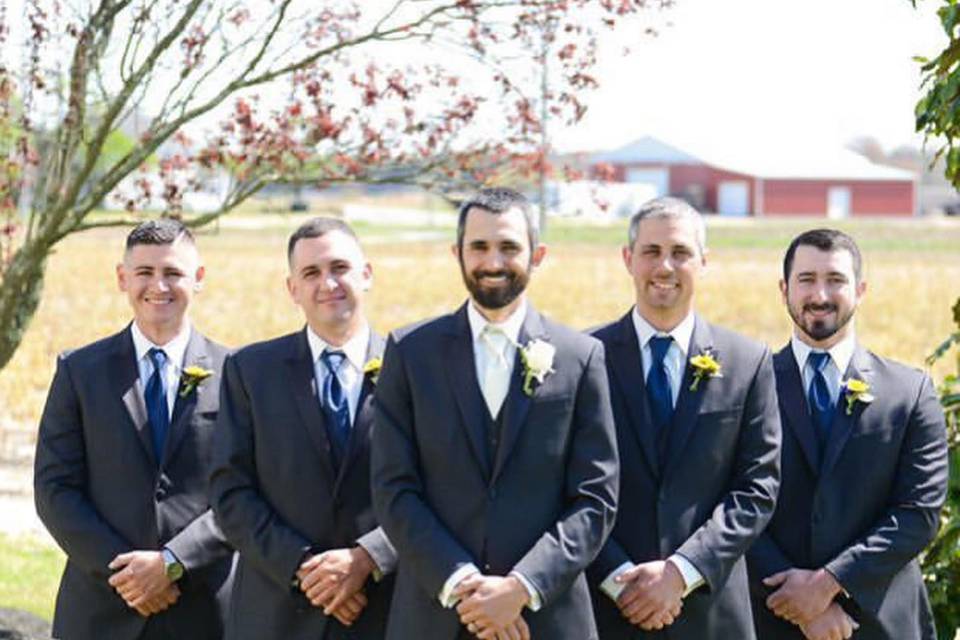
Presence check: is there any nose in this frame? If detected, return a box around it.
[321,273,338,291]
[483,250,505,272]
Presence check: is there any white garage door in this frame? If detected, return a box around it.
[624,168,669,198]
[827,187,851,219]
[717,181,749,217]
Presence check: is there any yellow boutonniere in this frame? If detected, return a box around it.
[841,378,874,415]
[179,365,214,398]
[689,351,722,391]
[363,357,383,383]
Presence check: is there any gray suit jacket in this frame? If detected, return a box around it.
[747,344,948,640]
[588,312,781,640]
[210,328,396,640]
[372,303,619,640]
[34,325,234,640]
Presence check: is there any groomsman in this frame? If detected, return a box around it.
[372,187,619,640]
[747,228,948,640]
[210,218,396,639]
[588,197,781,639]
[34,219,234,640]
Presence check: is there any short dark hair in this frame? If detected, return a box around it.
[456,187,538,252]
[125,218,194,251]
[287,217,360,264]
[783,228,863,283]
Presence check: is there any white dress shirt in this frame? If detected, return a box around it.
[438,299,543,612]
[600,308,704,601]
[790,331,856,406]
[131,321,191,417]
[307,324,370,425]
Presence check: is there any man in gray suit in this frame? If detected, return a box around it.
[210,217,396,639]
[35,219,234,640]
[747,228,948,640]
[372,187,619,640]
[588,197,781,639]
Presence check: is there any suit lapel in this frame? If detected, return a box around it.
[773,345,821,473]
[445,306,493,480]
[662,315,713,480]
[334,331,385,494]
[162,329,214,466]
[821,345,873,477]
[285,329,337,490]
[607,311,660,479]
[110,326,158,466]
[491,307,547,485]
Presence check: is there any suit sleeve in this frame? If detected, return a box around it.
[357,526,398,576]
[675,347,782,592]
[371,336,477,598]
[34,355,132,579]
[209,354,312,589]
[165,508,232,572]
[824,374,948,616]
[746,531,795,583]
[511,341,620,605]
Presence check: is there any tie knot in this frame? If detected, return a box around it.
[648,336,673,363]
[147,347,167,369]
[321,350,346,373]
[809,351,830,373]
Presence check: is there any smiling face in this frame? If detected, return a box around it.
[623,215,706,331]
[117,239,204,344]
[781,244,866,348]
[286,230,372,344]
[455,205,546,322]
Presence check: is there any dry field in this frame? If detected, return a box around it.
[1,216,958,435]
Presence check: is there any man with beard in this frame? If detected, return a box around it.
[587,197,781,640]
[371,187,619,640]
[747,228,947,640]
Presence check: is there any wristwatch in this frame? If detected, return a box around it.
[162,548,184,582]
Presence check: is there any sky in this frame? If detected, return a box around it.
[552,0,946,158]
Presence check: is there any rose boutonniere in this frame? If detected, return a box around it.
[689,351,723,391]
[519,339,556,396]
[363,357,383,384]
[841,378,874,415]
[179,365,214,398]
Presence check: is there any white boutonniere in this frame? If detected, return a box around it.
[179,365,214,398]
[363,357,383,384]
[841,378,874,415]
[688,350,723,391]
[519,339,556,396]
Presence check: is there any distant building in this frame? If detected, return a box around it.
[590,136,917,217]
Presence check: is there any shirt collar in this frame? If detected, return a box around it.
[790,329,856,375]
[131,321,192,370]
[631,307,696,357]
[467,298,527,346]
[306,324,370,372]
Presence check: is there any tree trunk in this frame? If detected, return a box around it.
[0,242,49,371]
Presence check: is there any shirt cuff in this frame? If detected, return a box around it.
[439,564,480,608]
[509,571,543,611]
[600,561,635,602]
[668,554,705,597]
[355,541,383,582]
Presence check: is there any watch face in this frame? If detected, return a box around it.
[166,560,184,581]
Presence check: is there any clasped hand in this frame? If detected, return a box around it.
[454,574,530,640]
[764,568,858,640]
[614,560,685,631]
[107,550,179,617]
[296,546,376,627]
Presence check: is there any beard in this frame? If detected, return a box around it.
[460,263,530,311]
[788,301,855,342]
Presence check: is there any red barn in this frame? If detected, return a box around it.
[590,136,917,217]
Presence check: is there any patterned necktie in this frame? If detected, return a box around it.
[807,351,834,444]
[646,336,674,435]
[480,325,511,418]
[320,350,351,466]
[145,348,169,461]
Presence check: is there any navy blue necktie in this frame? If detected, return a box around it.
[807,351,834,444]
[646,336,674,436]
[145,348,170,461]
[320,350,351,466]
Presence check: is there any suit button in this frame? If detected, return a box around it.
[155,488,166,501]
[484,563,491,572]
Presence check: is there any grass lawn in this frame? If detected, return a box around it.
[0,533,63,620]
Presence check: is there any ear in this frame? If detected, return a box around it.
[779,279,788,305]
[621,245,633,272]
[286,275,296,302]
[361,261,373,291]
[450,243,459,260]
[530,243,547,268]
[855,279,867,301]
[116,263,127,292]
[193,265,206,291]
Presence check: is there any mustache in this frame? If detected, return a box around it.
[803,302,837,312]
[473,270,513,279]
